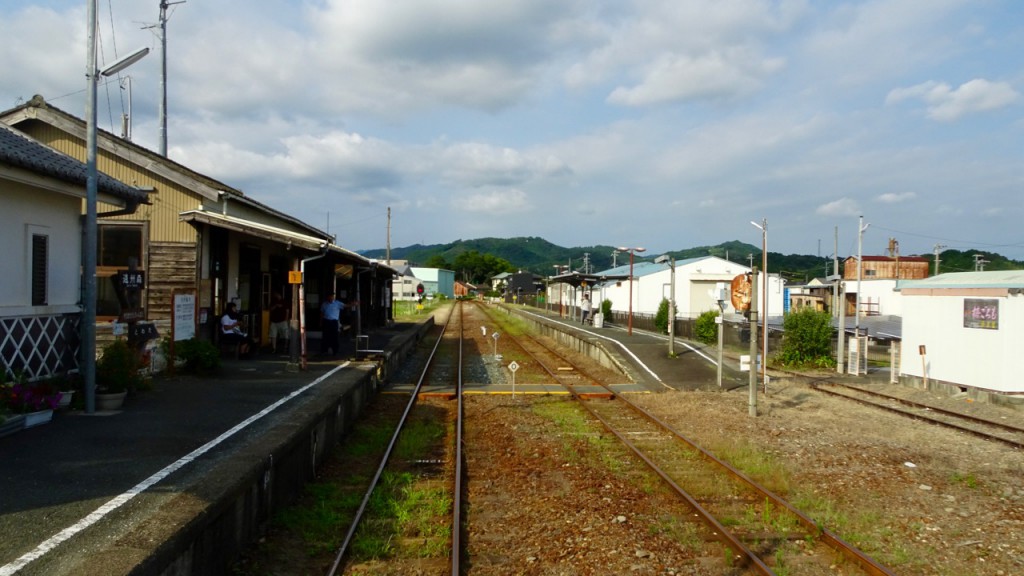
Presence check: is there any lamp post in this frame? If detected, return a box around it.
[83,3,149,413]
[655,254,675,356]
[750,220,767,392]
[616,247,645,335]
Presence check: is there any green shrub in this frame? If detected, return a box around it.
[694,310,719,345]
[654,298,670,334]
[97,340,144,392]
[601,299,612,319]
[776,308,836,368]
[173,338,221,374]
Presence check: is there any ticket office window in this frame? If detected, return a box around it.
[96,223,146,318]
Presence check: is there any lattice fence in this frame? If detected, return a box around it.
[0,313,80,381]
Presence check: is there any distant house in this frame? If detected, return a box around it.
[505,272,544,303]
[843,255,929,280]
[454,281,477,298]
[897,271,1024,402]
[490,271,512,292]
[410,267,455,298]
[0,122,148,379]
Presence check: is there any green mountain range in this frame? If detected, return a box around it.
[361,238,1023,284]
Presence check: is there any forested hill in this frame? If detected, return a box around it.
[360,238,1023,284]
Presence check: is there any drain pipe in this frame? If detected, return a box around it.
[299,245,329,370]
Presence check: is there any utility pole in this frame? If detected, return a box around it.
[854,215,870,376]
[933,244,946,275]
[386,206,391,265]
[748,268,759,417]
[974,254,989,271]
[156,1,186,157]
[611,250,619,268]
[834,226,844,374]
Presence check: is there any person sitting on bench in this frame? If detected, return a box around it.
[221,302,254,357]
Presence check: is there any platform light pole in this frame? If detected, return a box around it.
[750,219,767,392]
[655,254,675,356]
[83,2,149,413]
[617,247,645,335]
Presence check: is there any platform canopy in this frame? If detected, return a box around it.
[548,271,629,288]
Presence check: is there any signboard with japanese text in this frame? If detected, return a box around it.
[963,298,998,330]
[173,291,197,341]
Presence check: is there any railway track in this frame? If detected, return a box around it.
[327,301,468,575]
[480,302,894,575]
[808,379,1024,450]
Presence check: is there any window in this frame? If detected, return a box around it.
[96,223,146,318]
[31,234,48,306]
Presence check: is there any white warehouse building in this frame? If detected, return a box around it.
[897,271,1024,401]
[592,256,785,320]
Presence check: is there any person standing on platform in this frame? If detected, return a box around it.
[268,292,289,354]
[320,292,345,355]
[581,294,592,324]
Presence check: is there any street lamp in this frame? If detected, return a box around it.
[654,254,675,356]
[750,220,767,392]
[83,2,149,413]
[616,246,645,335]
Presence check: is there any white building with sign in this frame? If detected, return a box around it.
[897,271,1024,400]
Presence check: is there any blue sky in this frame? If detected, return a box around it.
[2,1,1022,261]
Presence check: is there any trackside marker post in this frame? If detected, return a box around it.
[508,361,519,399]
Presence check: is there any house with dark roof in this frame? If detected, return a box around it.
[0,122,148,379]
[1,97,396,357]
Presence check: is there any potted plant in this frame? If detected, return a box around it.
[96,340,143,410]
[0,370,25,436]
[0,370,61,428]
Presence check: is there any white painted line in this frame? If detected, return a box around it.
[0,363,349,576]
[520,311,670,387]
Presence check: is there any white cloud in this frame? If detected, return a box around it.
[816,198,860,216]
[876,191,917,203]
[886,79,1019,121]
[457,188,530,214]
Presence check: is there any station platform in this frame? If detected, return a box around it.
[0,325,414,576]
[0,306,883,574]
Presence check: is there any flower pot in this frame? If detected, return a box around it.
[23,409,53,429]
[0,414,26,438]
[58,390,75,409]
[96,391,127,411]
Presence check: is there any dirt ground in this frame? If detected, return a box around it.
[628,378,1024,576]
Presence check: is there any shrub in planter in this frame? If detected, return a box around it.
[601,299,612,320]
[173,338,221,374]
[97,340,144,393]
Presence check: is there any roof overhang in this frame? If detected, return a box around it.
[549,272,629,288]
[180,209,329,252]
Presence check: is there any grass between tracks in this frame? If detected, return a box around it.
[232,398,452,574]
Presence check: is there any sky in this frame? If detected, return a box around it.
[2,1,1023,261]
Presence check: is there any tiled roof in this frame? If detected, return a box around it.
[0,122,147,204]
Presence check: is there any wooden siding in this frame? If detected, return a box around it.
[148,242,197,320]
[842,258,929,280]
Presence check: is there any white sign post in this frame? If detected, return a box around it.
[492,331,501,358]
[508,360,520,399]
[170,290,196,373]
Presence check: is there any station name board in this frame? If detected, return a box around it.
[963,298,998,330]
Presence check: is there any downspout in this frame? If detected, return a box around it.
[299,245,330,370]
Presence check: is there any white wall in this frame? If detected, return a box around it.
[592,257,785,319]
[847,279,902,316]
[0,182,82,314]
[901,293,1023,393]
